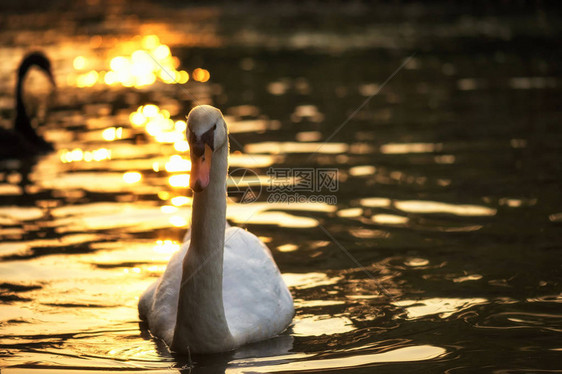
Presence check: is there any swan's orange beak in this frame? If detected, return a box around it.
[190,144,213,192]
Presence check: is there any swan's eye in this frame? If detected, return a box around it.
[213,124,217,131]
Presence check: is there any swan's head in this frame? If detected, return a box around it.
[186,105,228,192]
[18,51,56,87]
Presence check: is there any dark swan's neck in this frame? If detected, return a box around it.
[15,69,31,133]
[172,143,235,353]
[14,54,54,150]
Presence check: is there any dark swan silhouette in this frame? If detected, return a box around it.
[0,51,56,160]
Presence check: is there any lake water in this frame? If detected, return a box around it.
[1,2,561,373]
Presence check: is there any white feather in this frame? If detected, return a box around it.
[139,226,294,348]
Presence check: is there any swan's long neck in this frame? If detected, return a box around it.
[14,59,53,150]
[15,69,31,134]
[172,143,235,353]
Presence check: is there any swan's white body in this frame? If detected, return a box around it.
[138,105,294,354]
[138,226,294,349]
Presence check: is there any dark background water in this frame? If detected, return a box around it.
[0,1,561,372]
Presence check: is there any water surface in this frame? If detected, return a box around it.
[1,2,561,373]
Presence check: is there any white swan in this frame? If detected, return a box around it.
[139,105,294,354]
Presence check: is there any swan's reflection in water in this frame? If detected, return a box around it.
[139,320,295,374]
[172,335,295,374]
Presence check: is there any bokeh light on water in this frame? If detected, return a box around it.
[72,34,200,88]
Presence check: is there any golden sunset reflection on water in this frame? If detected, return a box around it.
[165,155,191,172]
[55,96,197,206]
[60,148,112,163]
[170,195,190,207]
[102,127,124,141]
[169,174,190,188]
[71,34,210,88]
[153,239,181,256]
[123,171,142,184]
[129,104,188,146]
